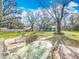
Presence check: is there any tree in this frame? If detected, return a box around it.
[26,12,37,31]
[39,0,72,34]
[0,0,2,17]
[35,13,44,31]
[0,0,2,27]
[74,20,79,31]
[0,16,24,29]
[3,0,17,16]
[69,14,79,31]
[36,10,52,31]
[2,0,24,29]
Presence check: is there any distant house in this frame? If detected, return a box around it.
[24,27,31,31]
[51,26,56,31]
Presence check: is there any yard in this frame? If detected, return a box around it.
[0,31,53,38]
[63,31,79,40]
[0,31,79,57]
[63,31,79,48]
[0,31,79,39]
[0,32,21,38]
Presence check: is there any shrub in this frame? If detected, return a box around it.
[26,32,38,45]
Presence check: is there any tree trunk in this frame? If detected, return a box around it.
[57,20,61,34]
[31,24,34,31]
[39,26,42,31]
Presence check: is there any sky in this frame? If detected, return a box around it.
[14,0,79,21]
[3,0,79,24]
[3,0,79,18]
[15,0,79,10]
[16,0,51,9]
[16,0,40,9]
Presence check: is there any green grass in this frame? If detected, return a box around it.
[34,32,53,38]
[62,31,79,48]
[0,31,79,47]
[26,32,53,38]
[0,32,21,38]
[63,31,79,40]
[0,31,53,38]
[0,31,79,41]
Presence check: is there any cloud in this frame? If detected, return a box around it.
[21,11,28,17]
[20,1,79,18]
[70,1,79,6]
[66,1,79,14]
[67,1,79,9]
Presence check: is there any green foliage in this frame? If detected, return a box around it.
[65,20,79,31]
[73,21,79,31]
[0,0,1,4]
[0,18,24,29]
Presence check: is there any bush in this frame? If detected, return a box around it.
[73,24,79,31]
[26,32,38,45]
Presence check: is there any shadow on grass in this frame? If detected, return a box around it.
[64,36,79,48]
[50,33,79,48]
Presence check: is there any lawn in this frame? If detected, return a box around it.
[0,31,79,39]
[0,31,79,47]
[63,31,79,40]
[0,31,53,38]
[37,32,53,38]
[62,31,79,48]
[0,32,21,38]
[27,32,53,38]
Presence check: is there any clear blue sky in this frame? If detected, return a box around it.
[15,0,79,10]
